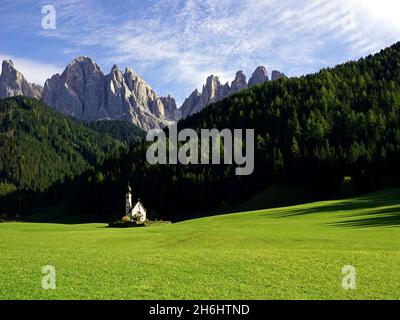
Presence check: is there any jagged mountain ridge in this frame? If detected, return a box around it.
[180,66,285,118]
[0,60,43,100]
[0,57,180,131]
[42,57,179,131]
[0,58,286,129]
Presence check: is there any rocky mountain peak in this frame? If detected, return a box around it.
[271,70,286,81]
[109,64,124,82]
[0,60,43,99]
[0,56,286,129]
[64,56,103,76]
[111,64,120,72]
[3,59,14,67]
[160,95,181,121]
[42,56,180,130]
[230,71,247,94]
[1,60,16,76]
[70,56,97,66]
[1,60,26,85]
[204,75,221,101]
[249,66,269,87]
[179,65,286,119]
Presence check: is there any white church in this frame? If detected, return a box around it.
[125,185,147,224]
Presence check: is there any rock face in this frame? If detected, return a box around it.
[0,60,43,99]
[180,75,234,119]
[248,66,269,87]
[0,57,286,128]
[180,66,285,118]
[230,71,247,94]
[160,95,181,121]
[271,70,286,81]
[43,57,106,119]
[43,57,179,130]
[180,89,202,119]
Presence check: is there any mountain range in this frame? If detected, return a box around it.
[0,58,285,130]
[180,67,285,118]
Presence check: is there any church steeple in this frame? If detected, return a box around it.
[125,184,132,214]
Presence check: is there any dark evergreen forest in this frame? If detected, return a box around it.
[2,42,400,221]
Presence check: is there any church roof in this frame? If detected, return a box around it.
[132,200,146,211]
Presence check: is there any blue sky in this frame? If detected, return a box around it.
[1,0,400,105]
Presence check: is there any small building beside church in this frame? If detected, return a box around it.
[125,185,147,224]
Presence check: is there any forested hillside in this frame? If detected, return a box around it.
[87,120,145,145]
[3,42,400,220]
[0,97,126,193]
[52,42,400,219]
[175,42,400,193]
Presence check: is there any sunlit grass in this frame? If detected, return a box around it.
[1,189,400,299]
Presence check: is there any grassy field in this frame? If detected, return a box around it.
[1,189,400,300]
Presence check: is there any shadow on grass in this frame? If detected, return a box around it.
[269,189,400,228]
[329,206,400,228]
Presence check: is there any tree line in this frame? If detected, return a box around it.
[2,42,400,220]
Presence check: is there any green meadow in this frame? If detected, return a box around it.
[1,189,400,300]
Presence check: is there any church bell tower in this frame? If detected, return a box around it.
[126,185,132,215]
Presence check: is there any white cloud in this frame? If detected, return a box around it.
[350,0,400,29]
[0,54,61,85]
[4,0,399,104]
